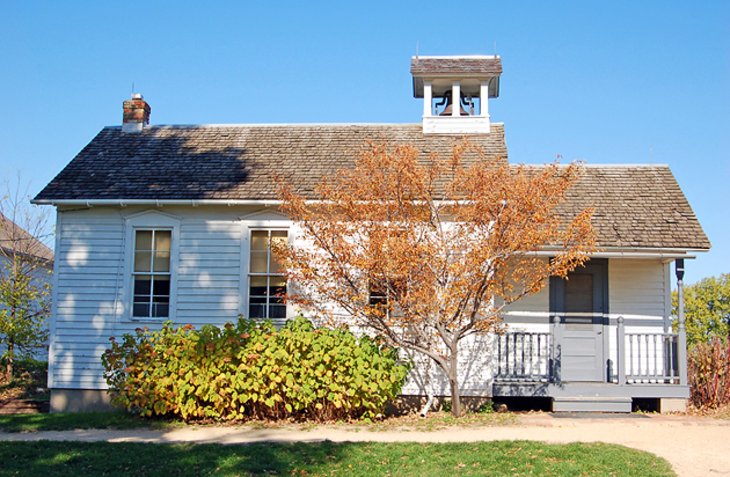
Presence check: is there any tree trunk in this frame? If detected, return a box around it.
[4,341,13,382]
[449,376,462,417]
[448,347,462,417]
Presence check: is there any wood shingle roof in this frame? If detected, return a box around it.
[34,124,507,202]
[34,123,709,250]
[553,165,710,250]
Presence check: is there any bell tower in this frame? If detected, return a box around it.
[411,55,502,135]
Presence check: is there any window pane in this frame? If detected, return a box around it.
[135,231,152,251]
[133,301,150,317]
[251,231,269,251]
[153,251,170,272]
[134,277,152,295]
[269,232,287,273]
[153,277,170,296]
[369,281,387,306]
[152,302,169,318]
[249,303,266,319]
[565,274,593,313]
[269,252,284,274]
[250,276,268,296]
[154,231,171,252]
[250,251,268,273]
[134,251,152,272]
[269,303,287,319]
[269,276,286,298]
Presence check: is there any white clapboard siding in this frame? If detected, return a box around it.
[51,205,676,396]
[609,259,668,322]
[51,209,246,390]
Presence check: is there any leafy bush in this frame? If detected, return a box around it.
[688,337,730,409]
[102,317,409,421]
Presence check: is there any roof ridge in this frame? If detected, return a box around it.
[514,163,670,168]
[104,123,507,129]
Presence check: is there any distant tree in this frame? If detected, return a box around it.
[674,273,730,346]
[0,177,53,381]
[276,142,595,416]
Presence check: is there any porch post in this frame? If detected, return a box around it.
[551,314,562,382]
[617,316,626,385]
[676,259,688,386]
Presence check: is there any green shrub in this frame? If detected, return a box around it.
[102,317,409,421]
[688,337,730,409]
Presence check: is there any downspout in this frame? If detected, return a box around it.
[676,259,688,386]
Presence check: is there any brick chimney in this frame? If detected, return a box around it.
[122,93,151,133]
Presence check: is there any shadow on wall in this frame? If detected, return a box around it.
[401,334,498,397]
[50,132,256,391]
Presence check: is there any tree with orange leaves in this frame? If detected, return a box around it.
[276,142,595,417]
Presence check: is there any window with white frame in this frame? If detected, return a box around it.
[132,229,171,318]
[248,230,287,319]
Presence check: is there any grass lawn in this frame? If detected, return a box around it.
[0,440,675,477]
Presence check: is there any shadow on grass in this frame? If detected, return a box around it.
[0,412,171,433]
[0,440,675,477]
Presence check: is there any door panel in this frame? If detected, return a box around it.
[550,259,608,382]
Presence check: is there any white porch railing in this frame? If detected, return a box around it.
[495,317,688,386]
[616,316,687,386]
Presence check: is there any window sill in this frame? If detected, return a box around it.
[128,316,171,324]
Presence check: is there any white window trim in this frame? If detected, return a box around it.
[240,218,293,321]
[122,211,180,322]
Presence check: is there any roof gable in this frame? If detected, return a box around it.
[0,212,54,263]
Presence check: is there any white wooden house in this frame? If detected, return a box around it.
[0,212,54,362]
[34,56,710,412]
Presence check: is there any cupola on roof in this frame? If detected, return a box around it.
[411,55,502,135]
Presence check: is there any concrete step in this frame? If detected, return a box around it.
[552,396,632,413]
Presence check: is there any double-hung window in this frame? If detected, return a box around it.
[369,281,388,308]
[248,230,287,319]
[132,229,171,318]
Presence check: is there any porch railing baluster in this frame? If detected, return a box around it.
[494,331,552,382]
[654,334,659,383]
[625,331,681,384]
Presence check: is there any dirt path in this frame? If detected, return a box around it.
[0,414,727,476]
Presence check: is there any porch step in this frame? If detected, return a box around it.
[552,396,632,413]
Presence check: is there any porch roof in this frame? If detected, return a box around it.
[550,164,710,250]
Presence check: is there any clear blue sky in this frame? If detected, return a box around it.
[3,1,728,284]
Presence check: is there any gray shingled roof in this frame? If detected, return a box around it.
[34,123,709,250]
[34,124,508,201]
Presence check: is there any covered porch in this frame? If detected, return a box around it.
[492,258,691,412]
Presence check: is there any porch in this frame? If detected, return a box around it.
[492,314,689,412]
